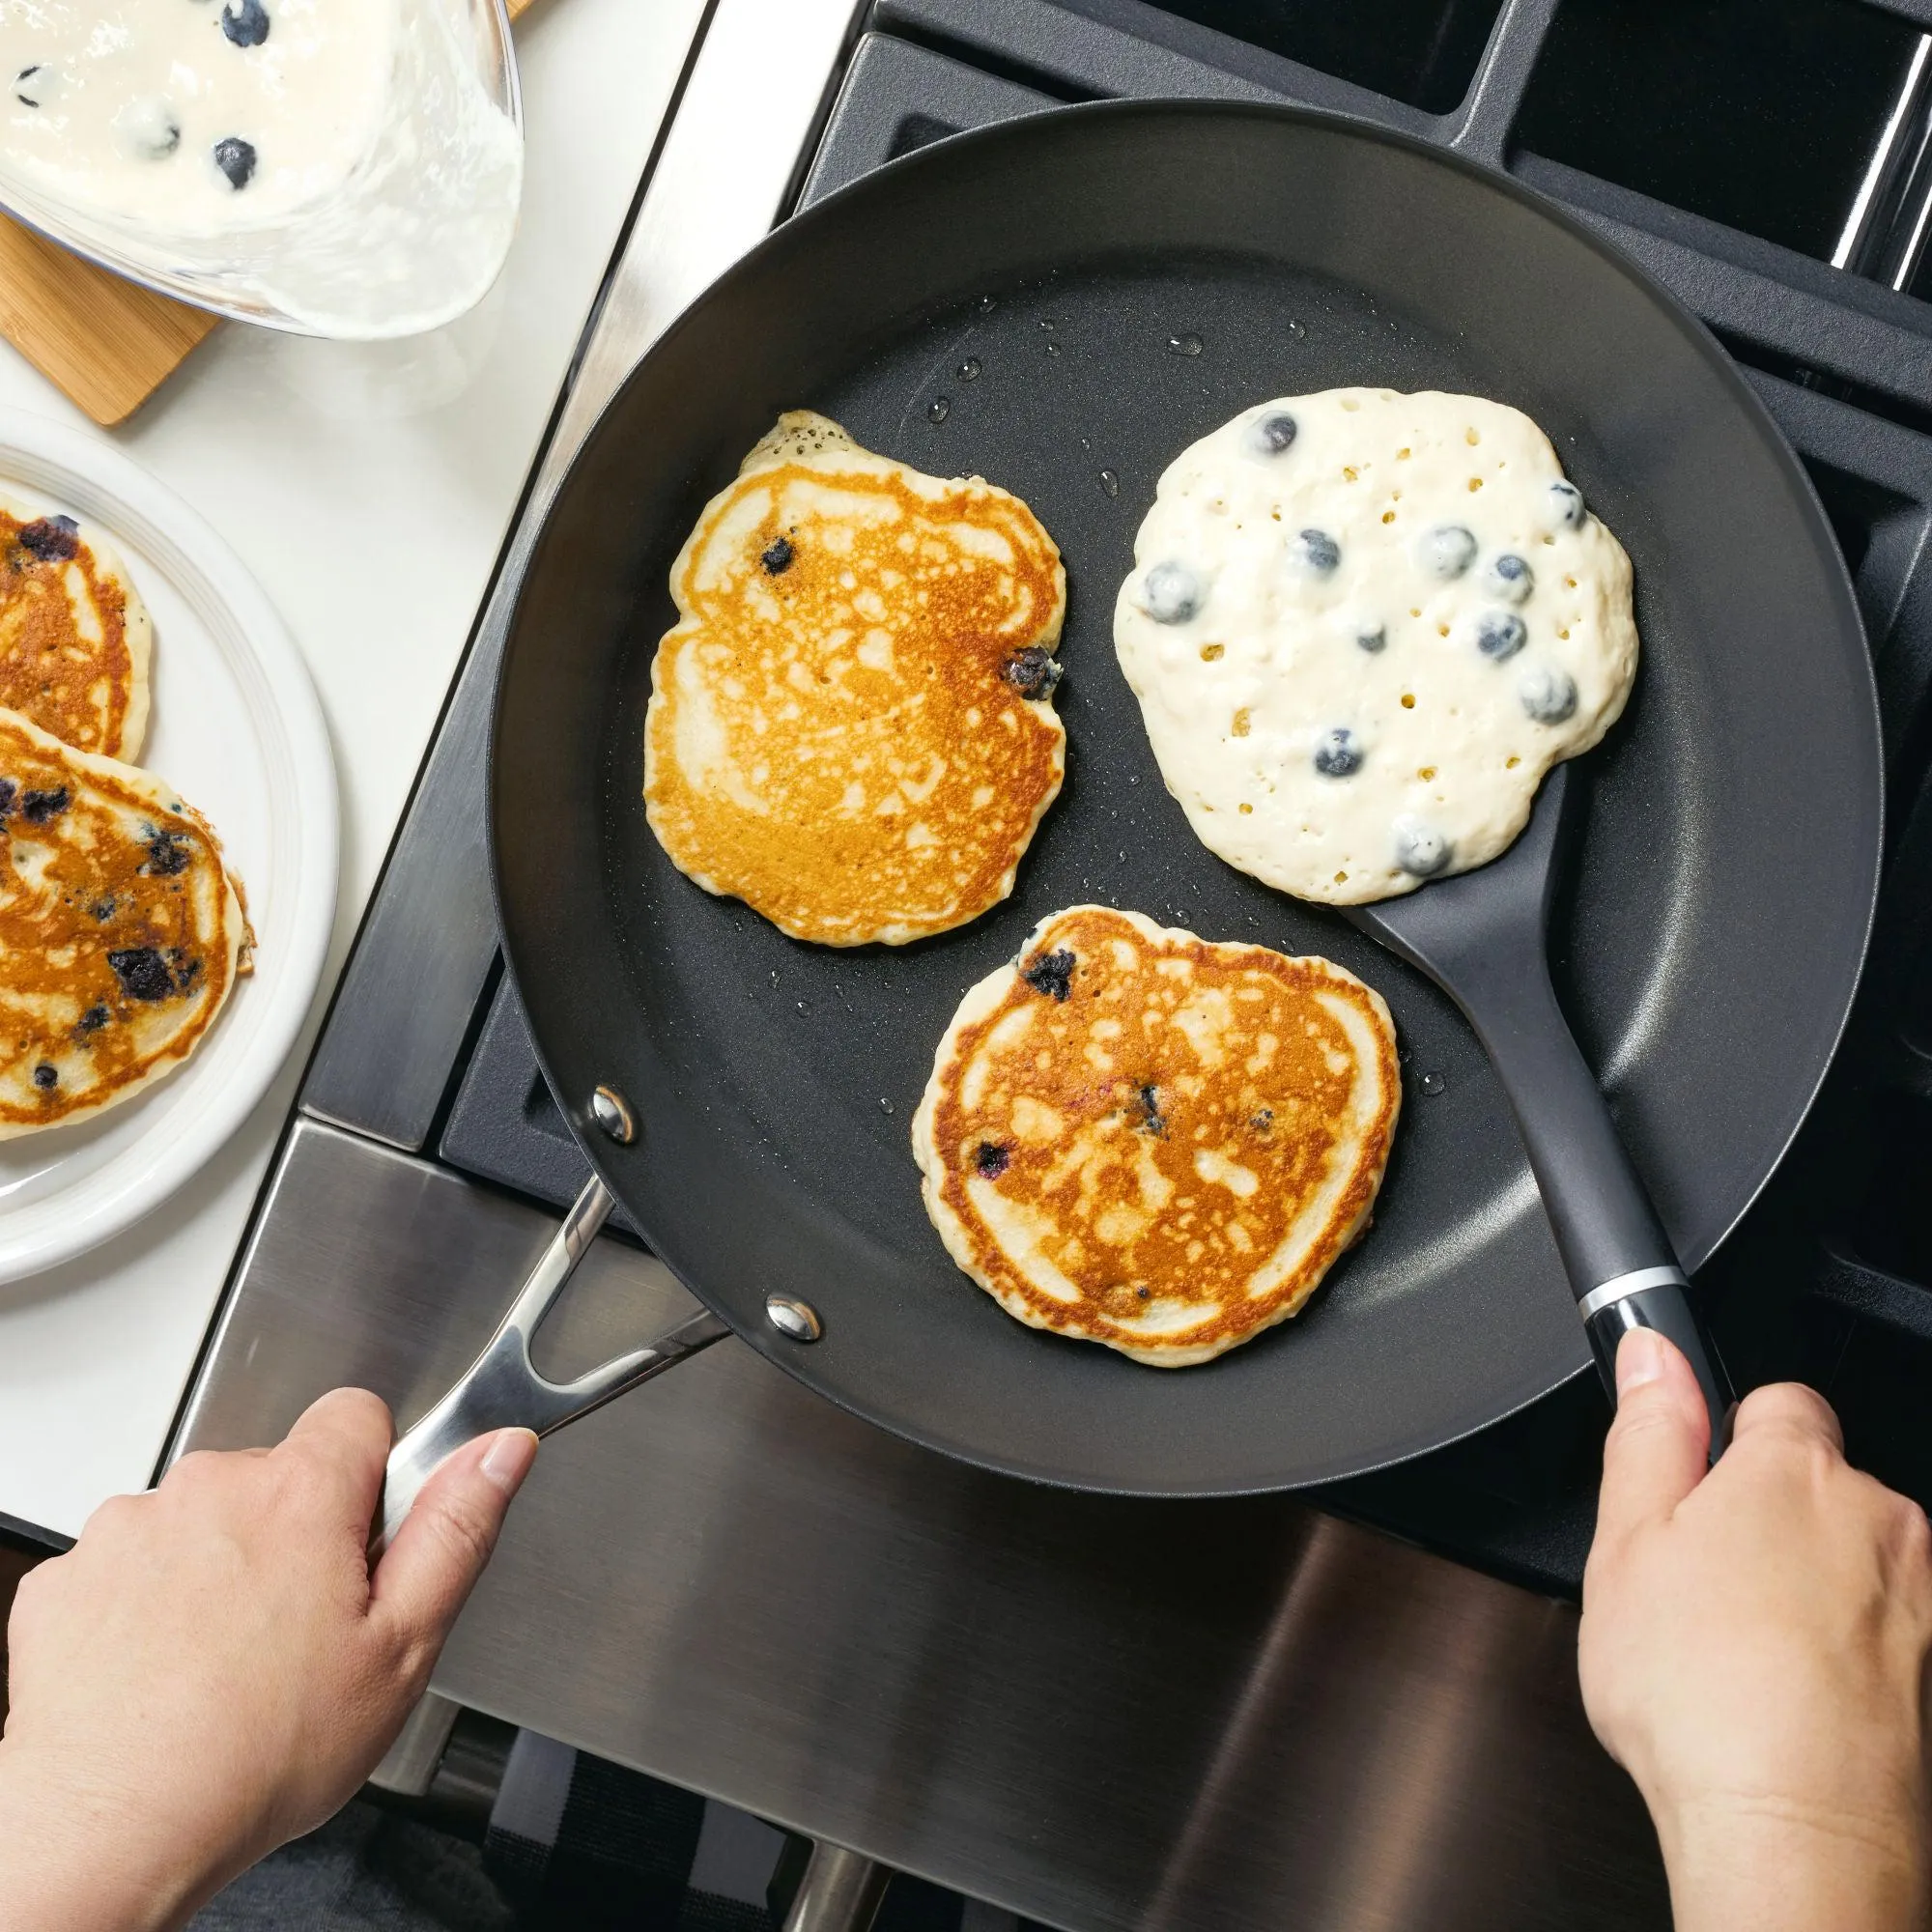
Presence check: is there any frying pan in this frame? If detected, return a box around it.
[382,99,1881,1523]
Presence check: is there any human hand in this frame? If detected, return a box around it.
[0,1389,536,1932]
[1579,1329,1932,1932]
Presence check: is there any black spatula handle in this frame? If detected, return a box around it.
[1445,952,1732,1460]
[1492,960,1732,1454]
[1345,770,1732,1459]
[1583,1282,1733,1459]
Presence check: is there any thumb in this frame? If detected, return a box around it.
[1594,1328,1710,1556]
[369,1429,537,1654]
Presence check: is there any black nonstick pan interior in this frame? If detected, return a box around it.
[493,101,1881,1494]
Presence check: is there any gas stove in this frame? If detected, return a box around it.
[172,3,1932,1926]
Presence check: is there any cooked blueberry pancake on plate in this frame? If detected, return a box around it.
[644,411,1067,947]
[1115,389,1637,904]
[913,905,1401,1367]
[0,492,153,760]
[0,704,250,1138]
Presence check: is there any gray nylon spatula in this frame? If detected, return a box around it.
[1344,762,1732,1453]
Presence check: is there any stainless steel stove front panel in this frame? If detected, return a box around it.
[177,1121,1667,1932]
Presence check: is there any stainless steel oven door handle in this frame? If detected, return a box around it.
[372,1176,729,1556]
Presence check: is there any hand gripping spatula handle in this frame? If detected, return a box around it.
[1345,764,1732,1459]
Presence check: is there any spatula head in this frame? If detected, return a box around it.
[1342,762,1576,982]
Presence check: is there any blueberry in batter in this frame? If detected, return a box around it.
[1246,411,1297,457]
[1137,560,1203,625]
[1314,727,1363,777]
[1475,611,1527,661]
[1420,526,1478,580]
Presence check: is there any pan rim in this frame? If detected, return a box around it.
[492,94,1882,1496]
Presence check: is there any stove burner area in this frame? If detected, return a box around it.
[1143,0,1506,113]
[1517,0,1928,264]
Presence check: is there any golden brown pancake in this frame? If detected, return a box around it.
[0,705,249,1138]
[643,411,1067,947]
[0,496,153,760]
[912,905,1401,1366]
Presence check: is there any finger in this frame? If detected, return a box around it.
[368,1430,537,1655]
[279,1387,396,1528]
[1595,1327,1711,1554]
[1729,1380,1844,1456]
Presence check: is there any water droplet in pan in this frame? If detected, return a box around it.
[1419,1070,1447,1096]
[977,294,997,313]
[1097,469,1120,497]
[1168,331,1204,356]
[957,356,981,381]
[1288,319,1307,339]
[927,397,951,423]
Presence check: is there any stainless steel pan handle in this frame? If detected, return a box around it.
[373,1176,729,1555]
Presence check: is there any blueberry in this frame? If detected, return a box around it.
[1245,411,1297,457]
[1548,481,1585,530]
[221,0,270,46]
[1290,527,1340,575]
[17,516,77,562]
[1137,1083,1167,1137]
[1137,560,1203,625]
[107,947,175,1002]
[1356,624,1387,653]
[213,136,257,190]
[21,785,68,823]
[116,98,181,159]
[143,827,192,876]
[974,1142,1009,1179]
[1020,948,1076,1001]
[31,1063,56,1090]
[760,535,793,574]
[1475,611,1527,661]
[73,1004,108,1037]
[0,779,13,817]
[1486,554,1533,605]
[1419,526,1478,579]
[1520,665,1578,724]
[1313,726,1363,777]
[1002,646,1062,701]
[1394,816,1453,877]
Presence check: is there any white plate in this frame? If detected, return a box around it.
[0,411,337,1282]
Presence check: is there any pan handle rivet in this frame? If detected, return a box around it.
[766,1294,823,1343]
[590,1085,637,1146]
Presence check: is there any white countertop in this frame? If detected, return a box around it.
[0,0,709,1542]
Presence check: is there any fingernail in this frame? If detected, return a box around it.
[1617,1326,1666,1394]
[478,1428,538,1498]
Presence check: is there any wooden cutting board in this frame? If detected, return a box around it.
[0,0,538,426]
